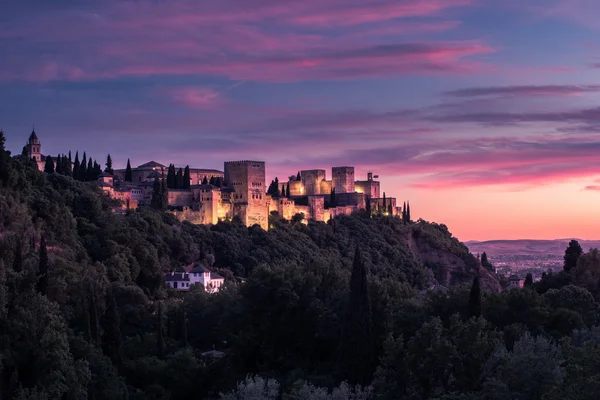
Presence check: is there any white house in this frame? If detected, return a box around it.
[165,263,225,293]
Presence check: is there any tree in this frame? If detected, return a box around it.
[202,176,209,185]
[37,234,49,296]
[176,168,184,189]
[180,306,188,347]
[330,188,337,207]
[157,302,166,358]
[382,192,386,209]
[281,184,286,197]
[406,201,411,222]
[125,159,133,182]
[296,171,301,181]
[79,152,87,181]
[62,154,72,177]
[481,252,493,270]
[220,376,280,400]
[151,177,168,210]
[55,154,63,174]
[0,129,10,185]
[468,275,481,318]
[337,246,374,385]
[183,166,191,189]
[167,164,176,189]
[365,195,371,215]
[44,155,55,173]
[564,240,583,272]
[73,151,80,180]
[373,335,409,399]
[388,203,393,215]
[402,202,407,223]
[524,273,534,287]
[286,183,290,197]
[101,288,123,366]
[86,158,95,181]
[105,154,113,174]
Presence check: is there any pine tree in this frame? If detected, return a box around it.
[183,166,191,189]
[55,154,63,174]
[73,151,80,180]
[524,273,534,287]
[37,234,49,296]
[44,155,55,173]
[102,289,123,366]
[176,168,183,189]
[157,302,166,358]
[105,154,113,174]
[468,275,481,318]
[338,245,374,385]
[167,164,176,189]
[79,152,87,181]
[125,159,133,182]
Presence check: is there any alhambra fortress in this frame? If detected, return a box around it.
[26,132,402,230]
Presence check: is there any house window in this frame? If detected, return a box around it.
[174,282,178,289]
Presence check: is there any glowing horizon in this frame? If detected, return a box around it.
[2,0,600,241]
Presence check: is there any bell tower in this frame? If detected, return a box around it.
[26,128,42,162]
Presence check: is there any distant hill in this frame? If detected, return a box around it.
[465,239,600,257]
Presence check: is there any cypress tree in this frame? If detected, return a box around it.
[63,154,72,177]
[89,289,99,343]
[407,201,411,222]
[286,183,290,198]
[388,203,393,215]
[161,178,169,210]
[176,168,183,189]
[215,177,222,187]
[37,234,49,296]
[468,275,482,318]
[68,151,72,164]
[203,176,209,185]
[157,302,166,358]
[102,288,123,366]
[55,154,63,174]
[13,239,23,272]
[0,129,9,186]
[79,152,87,181]
[151,178,162,210]
[125,159,133,182]
[167,164,176,189]
[524,273,534,287]
[365,195,371,215]
[296,171,301,181]
[274,177,280,197]
[382,192,387,209]
[105,154,114,174]
[402,202,407,223]
[281,184,286,197]
[44,155,55,173]
[73,151,80,180]
[183,166,191,189]
[86,158,94,181]
[338,245,373,385]
[330,188,337,207]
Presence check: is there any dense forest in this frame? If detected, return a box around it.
[1,131,600,399]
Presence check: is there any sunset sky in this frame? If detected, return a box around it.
[2,0,600,241]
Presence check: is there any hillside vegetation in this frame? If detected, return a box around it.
[1,133,600,400]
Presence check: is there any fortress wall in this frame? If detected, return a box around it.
[168,190,194,207]
[332,166,355,194]
[320,180,332,194]
[300,169,326,195]
[355,180,380,198]
[308,195,326,221]
[288,180,304,196]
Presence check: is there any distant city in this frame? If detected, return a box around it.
[466,239,600,280]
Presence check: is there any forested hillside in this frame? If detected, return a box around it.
[1,133,600,400]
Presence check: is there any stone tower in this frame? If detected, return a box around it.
[224,160,268,230]
[26,129,42,162]
[332,166,355,194]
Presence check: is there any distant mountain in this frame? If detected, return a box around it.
[465,239,600,257]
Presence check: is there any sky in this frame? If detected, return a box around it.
[2,0,600,241]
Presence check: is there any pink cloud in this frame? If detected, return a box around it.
[169,87,222,110]
[584,185,600,191]
[0,0,486,83]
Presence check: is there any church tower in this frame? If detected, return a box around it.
[26,129,42,162]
